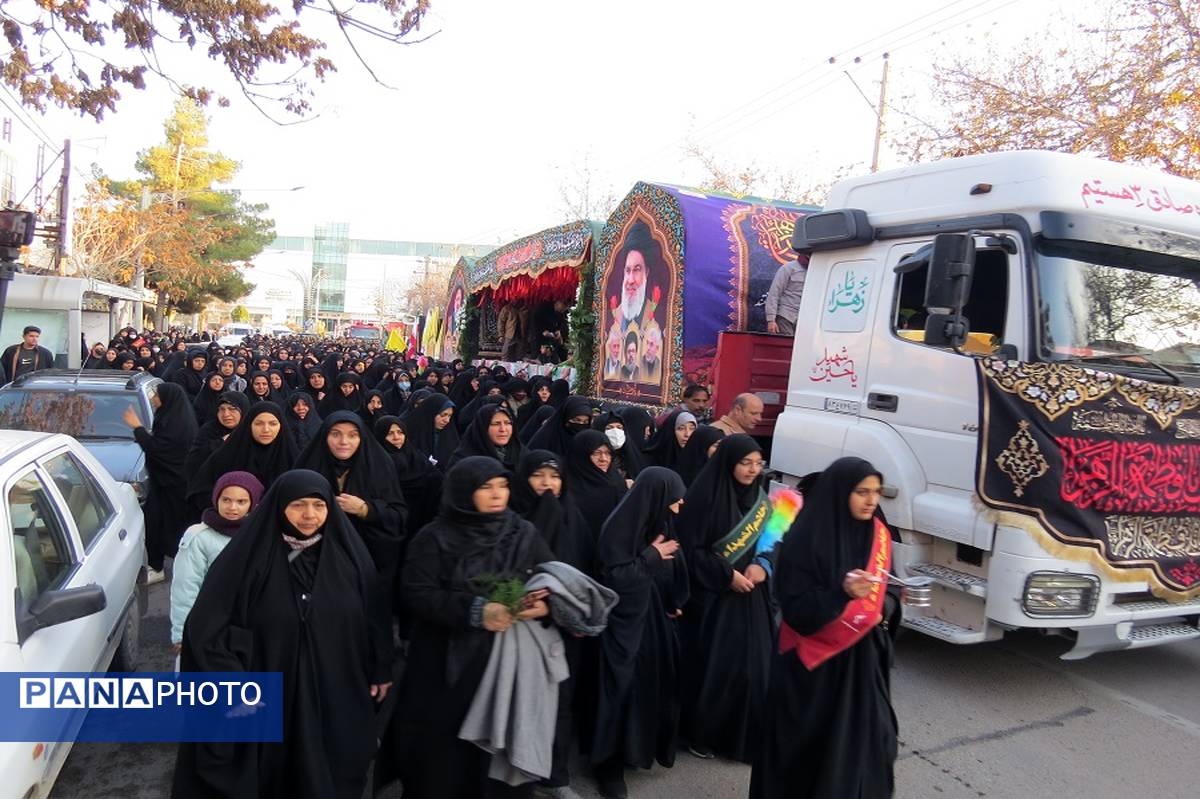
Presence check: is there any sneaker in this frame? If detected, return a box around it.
[537,786,584,799]
[144,568,166,586]
[688,743,716,759]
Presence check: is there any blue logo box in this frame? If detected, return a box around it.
[0,672,283,742]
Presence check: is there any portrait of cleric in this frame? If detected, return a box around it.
[600,217,672,392]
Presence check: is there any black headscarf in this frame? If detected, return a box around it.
[446,369,479,407]
[286,390,323,453]
[527,395,593,456]
[511,449,592,572]
[191,373,228,424]
[398,386,434,419]
[592,410,647,478]
[676,425,727,486]
[245,370,275,405]
[175,469,391,796]
[403,392,460,468]
[778,457,884,617]
[319,372,363,416]
[188,402,298,511]
[644,407,694,471]
[618,405,655,453]
[549,379,571,409]
[518,404,556,446]
[171,352,208,398]
[139,382,198,491]
[448,403,523,471]
[295,411,406,578]
[679,434,764,554]
[566,429,628,543]
[596,466,686,576]
[373,415,440,540]
[186,391,251,478]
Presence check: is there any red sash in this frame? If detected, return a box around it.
[778,517,892,671]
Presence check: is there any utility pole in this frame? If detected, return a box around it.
[53,138,71,273]
[132,185,150,328]
[871,53,890,174]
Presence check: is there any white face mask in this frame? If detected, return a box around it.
[605,427,627,450]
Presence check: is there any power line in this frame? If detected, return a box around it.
[0,87,58,151]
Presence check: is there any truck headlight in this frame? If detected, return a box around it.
[1022,572,1100,618]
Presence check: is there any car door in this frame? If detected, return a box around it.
[40,448,131,670]
[8,464,97,673]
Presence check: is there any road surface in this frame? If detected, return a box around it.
[51,581,1200,799]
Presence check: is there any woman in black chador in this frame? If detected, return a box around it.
[566,430,627,545]
[749,457,901,799]
[403,392,460,469]
[188,402,298,514]
[448,403,523,471]
[185,392,250,481]
[679,434,775,762]
[373,415,442,539]
[511,450,595,796]
[591,467,689,799]
[295,411,406,591]
[172,470,393,799]
[378,457,555,799]
[123,382,198,580]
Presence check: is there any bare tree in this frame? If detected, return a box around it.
[555,152,619,221]
[682,142,849,206]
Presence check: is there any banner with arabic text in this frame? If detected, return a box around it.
[975,359,1200,600]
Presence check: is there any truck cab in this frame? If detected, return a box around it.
[772,151,1200,658]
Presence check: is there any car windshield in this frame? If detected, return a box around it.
[0,390,147,439]
[1035,241,1200,379]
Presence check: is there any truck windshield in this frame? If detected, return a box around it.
[0,390,146,439]
[1035,241,1200,380]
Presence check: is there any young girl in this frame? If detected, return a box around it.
[169,471,265,661]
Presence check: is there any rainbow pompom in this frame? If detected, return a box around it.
[755,484,804,556]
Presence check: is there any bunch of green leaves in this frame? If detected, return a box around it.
[473,574,527,614]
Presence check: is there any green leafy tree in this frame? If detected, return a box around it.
[110,98,272,327]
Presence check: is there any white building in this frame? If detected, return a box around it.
[240,225,492,329]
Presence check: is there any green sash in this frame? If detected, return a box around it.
[712,488,770,564]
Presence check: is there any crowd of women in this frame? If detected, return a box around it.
[115,331,901,799]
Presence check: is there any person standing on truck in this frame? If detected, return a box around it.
[764,258,807,336]
[2,325,55,384]
[711,393,764,437]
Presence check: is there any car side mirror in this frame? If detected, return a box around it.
[17,584,107,644]
[924,233,975,347]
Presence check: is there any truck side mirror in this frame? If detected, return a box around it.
[924,233,975,348]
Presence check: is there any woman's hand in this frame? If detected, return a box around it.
[122,406,142,429]
[745,563,768,586]
[170,642,182,655]
[483,602,514,632]
[516,599,549,620]
[730,570,755,593]
[650,534,680,560]
[843,569,875,599]
[335,493,368,517]
[667,608,683,619]
[370,682,392,703]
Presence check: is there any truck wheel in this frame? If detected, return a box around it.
[109,605,140,672]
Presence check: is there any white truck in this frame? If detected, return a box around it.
[772,150,1200,659]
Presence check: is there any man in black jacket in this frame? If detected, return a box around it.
[2,326,55,384]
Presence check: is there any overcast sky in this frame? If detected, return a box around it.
[11,0,1067,247]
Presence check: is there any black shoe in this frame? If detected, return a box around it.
[595,763,627,799]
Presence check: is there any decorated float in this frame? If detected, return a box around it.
[457,219,602,383]
[586,182,815,406]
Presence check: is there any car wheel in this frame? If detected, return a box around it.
[109,604,140,672]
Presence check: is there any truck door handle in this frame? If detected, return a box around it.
[868,393,899,412]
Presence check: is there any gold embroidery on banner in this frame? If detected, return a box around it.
[1175,419,1200,440]
[982,360,1116,422]
[1115,380,1200,430]
[995,420,1049,497]
[1070,409,1148,436]
[1105,515,1200,560]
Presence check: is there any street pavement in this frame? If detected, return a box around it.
[51,580,1200,799]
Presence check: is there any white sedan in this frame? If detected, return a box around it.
[0,430,145,799]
